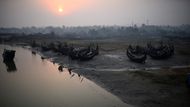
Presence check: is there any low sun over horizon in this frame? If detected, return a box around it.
[58,7,63,13]
[0,0,190,27]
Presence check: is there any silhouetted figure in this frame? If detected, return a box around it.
[58,65,63,72]
[41,56,45,60]
[68,68,72,75]
[78,73,80,77]
[3,60,17,72]
[31,50,36,55]
[52,61,55,65]
[80,78,84,82]
[70,74,75,78]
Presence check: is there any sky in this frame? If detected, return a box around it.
[0,0,190,27]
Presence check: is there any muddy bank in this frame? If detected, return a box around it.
[2,37,190,107]
[26,45,190,107]
[29,45,190,71]
[78,68,190,107]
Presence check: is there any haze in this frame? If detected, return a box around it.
[0,0,190,27]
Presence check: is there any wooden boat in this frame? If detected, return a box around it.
[147,42,174,59]
[41,45,51,51]
[3,60,17,72]
[69,48,82,60]
[59,46,71,55]
[52,43,70,55]
[126,45,147,63]
[79,45,99,61]
[2,49,16,61]
[69,45,99,61]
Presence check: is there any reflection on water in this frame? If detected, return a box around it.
[3,60,17,72]
[0,45,130,107]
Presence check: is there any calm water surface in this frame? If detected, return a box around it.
[0,45,130,107]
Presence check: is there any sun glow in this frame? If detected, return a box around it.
[58,7,63,12]
[42,0,93,15]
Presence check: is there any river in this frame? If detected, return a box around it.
[0,45,130,107]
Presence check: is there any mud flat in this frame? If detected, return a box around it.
[37,51,190,107]
[30,47,190,107]
[2,36,190,107]
[79,68,190,107]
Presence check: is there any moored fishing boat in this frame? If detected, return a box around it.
[126,45,147,63]
[2,49,16,61]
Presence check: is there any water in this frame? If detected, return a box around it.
[0,45,130,107]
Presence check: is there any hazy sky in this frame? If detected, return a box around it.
[0,0,190,27]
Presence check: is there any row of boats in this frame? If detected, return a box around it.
[2,42,174,64]
[40,41,174,63]
[127,42,174,63]
[40,43,99,61]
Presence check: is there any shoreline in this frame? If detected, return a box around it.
[1,41,190,107]
[25,44,190,107]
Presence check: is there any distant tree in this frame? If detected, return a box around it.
[89,29,98,37]
[141,24,146,27]
[50,31,55,36]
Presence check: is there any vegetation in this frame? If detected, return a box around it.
[0,25,190,39]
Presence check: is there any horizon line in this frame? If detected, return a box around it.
[1,24,190,29]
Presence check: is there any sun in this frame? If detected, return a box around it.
[58,7,63,12]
